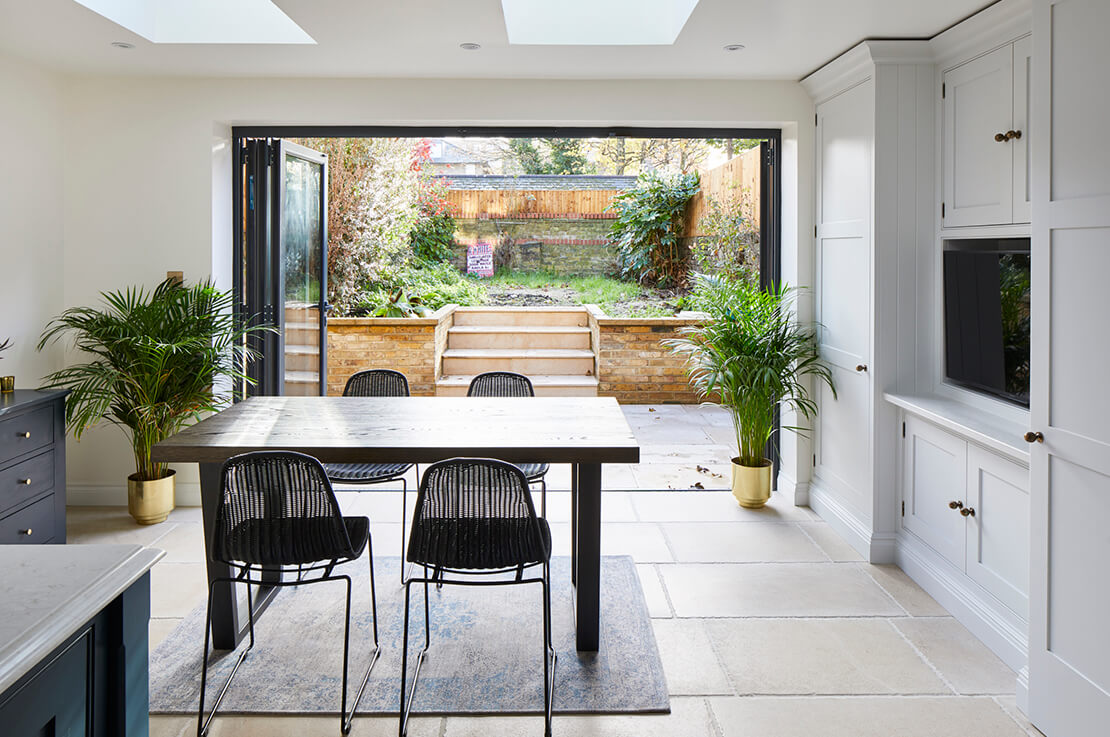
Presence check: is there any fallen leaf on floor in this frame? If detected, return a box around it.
[696,465,710,473]
[648,407,656,412]
[691,481,705,489]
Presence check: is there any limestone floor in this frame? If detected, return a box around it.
[64,405,1043,736]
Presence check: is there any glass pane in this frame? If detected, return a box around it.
[282,153,323,396]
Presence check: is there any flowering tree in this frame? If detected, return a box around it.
[294,137,422,312]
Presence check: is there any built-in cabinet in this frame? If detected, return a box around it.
[901,414,1030,621]
[0,390,67,544]
[942,35,1032,228]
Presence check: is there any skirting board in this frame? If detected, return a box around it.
[67,482,202,507]
[777,472,810,506]
[895,532,1029,676]
[808,483,896,563]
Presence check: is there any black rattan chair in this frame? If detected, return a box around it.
[325,368,416,583]
[466,371,550,516]
[399,458,556,737]
[197,451,380,737]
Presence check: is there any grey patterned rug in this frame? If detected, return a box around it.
[149,556,669,716]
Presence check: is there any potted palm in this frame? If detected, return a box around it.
[667,274,834,508]
[38,279,263,524]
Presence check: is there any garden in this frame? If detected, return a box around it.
[291,136,763,319]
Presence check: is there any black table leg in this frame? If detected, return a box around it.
[570,463,578,586]
[199,462,279,650]
[573,462,602,651]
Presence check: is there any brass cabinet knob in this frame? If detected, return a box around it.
[949,500,964,510]
[1007,129,1022,140]
[1024,431,1044,443]
[995,132,1008,142]
[960,507,976,517]
[855,364,868,373]
[19,528,32,536]
[17,431,30,438]
[18,478,31,485]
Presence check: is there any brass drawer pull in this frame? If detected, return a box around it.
[18,478,31,485]
[949,500,963,510]
[17,431,30,439]
[995,132,1007,142]
[960,507,976,517]
[1024,431,1044,443]
[18,528,32,536]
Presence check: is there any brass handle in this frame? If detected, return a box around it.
[995,132,1008,142]
[949,500,964,510]
[19,528,32,536]
[1024,431,1044,443]
[17,431,30,439]
[855,364,868,373]
[18,478,31,485]
[960,507,976,517]
[1007,129,1022,140]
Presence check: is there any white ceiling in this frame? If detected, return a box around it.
[0,0,996,80]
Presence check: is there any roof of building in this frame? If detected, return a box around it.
[436,174,638,191]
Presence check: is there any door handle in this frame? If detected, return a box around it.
[855,364,868,373]
[1006,129,1022,141]
[995,132,1008,142]
[960,507,976,517]
[1024,431,1044,443]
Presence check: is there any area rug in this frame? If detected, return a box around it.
[149,556,669,716]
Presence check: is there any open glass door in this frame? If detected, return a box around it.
[236,138,328,397]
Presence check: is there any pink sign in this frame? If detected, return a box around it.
[466,242,494,277]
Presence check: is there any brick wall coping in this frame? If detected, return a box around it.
[330,304,457,327]
[583,304,708,326]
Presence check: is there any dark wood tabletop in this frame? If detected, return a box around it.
[151,395,640,465]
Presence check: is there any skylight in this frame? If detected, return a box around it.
[74,0,315,44]
[501,0,699,45]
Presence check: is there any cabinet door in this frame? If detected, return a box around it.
[942,45,1014,227]
[965,445,1029,619]
[1011,35,1032,224]
[901,416,967,567]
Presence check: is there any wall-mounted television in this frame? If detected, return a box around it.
[943,239,1031,407]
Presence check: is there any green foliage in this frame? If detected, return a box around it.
[608,171,700,287]
[507,138,592,175]
[693,190,760,281]
[37,279,268,481]
[0,338,10,359]
[372,290,434,318]
[999,254,1031,396]
[353,259,486,315]
[666,275,835,467]
[410,211,457,262]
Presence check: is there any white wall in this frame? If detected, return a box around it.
[56,73,815,504]
[0,52,64,386]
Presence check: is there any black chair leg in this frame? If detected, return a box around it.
[398,575,430,737]
[197,578,255,737]
[400,476,415,586]
[542,563,557,737]
[343,537,383,734]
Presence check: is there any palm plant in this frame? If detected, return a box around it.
[38,279,264,481]
[666,274,835,467]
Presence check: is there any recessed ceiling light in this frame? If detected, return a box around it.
[723,43,745,52]
[460,42,481,51]
[110,41,135,49]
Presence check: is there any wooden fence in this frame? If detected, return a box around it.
[443,189,621,219]
[684,147,761,237]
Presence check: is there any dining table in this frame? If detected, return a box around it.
[151,395,640,652]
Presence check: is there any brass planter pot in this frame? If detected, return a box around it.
[128,470,175,525]
[731,458,772,509]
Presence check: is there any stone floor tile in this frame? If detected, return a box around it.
[538,491,638,522]
[704,618,949,695]
[651,619,733,695]
[639,444,735,464]
[544,522,673,562]
[797,521,865,562]
[856,563,948,616]
[662,522,827,563]
[626,417,713,445]
[149,522,207,563]
[661,563,905,617]
[444,696,715,737]
[636,564,673,618]
[994,696,1048,736]
[631,463,731,491]
[149,715,441,737]
[892,618,1018,695]
[149,562,209,618]
[66,507,180,546]
[630,491,816,523]
[709,695,1028,737]
[681,405,734,426]
[149,617,183,650]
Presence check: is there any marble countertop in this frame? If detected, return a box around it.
[0,544,164,694]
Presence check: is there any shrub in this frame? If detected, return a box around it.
[351,259,485,315]
[608,171,700,288]
[693,190,760,281]
[410,168,458,262]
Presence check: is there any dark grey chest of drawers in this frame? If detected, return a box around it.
[0,390,67,544]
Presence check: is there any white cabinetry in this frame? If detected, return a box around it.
[942,35,1032,228]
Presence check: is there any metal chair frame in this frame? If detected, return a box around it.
[326,368,417,584]
[398,458,556,737]
[198,452,381,737]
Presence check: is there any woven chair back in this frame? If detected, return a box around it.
[466,371,535,398]
[343,369,410,397]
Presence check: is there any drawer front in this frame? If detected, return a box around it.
[0,406,54,467]
[0,496,56,544]
[0,451,54,515]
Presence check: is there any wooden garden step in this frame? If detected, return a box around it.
[447,325,591,350]
[451,307,590,328]
[441,348,595,376]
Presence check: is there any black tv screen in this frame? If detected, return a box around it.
[943,242,1031,407]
